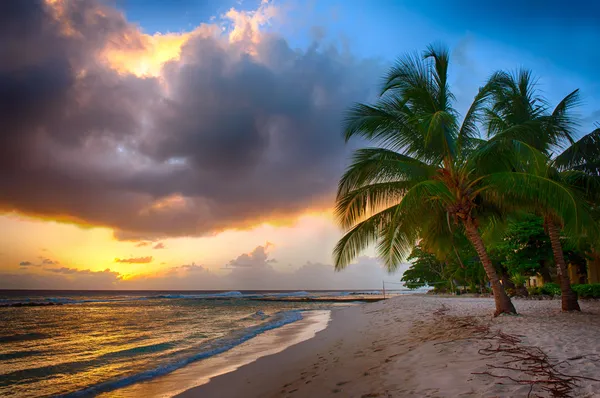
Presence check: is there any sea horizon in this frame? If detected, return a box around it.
[0,289,406,397]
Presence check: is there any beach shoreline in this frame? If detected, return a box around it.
[102,309,333,398]
[178,296,600,398]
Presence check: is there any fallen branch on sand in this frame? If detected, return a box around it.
[428,306,599,397]
[433,304,450,316]
[471,328,599,397]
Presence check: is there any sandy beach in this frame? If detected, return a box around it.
[178,295,600,398]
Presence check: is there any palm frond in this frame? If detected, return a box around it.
[553,128,600,172]
[333,205,400,271]
[337,148,434,197]
[424,43,452,110]
[549,89,581,147]
[334,179,453,270]
[374,180,452,269]
[468,138,548,175]
[560,170,600,202]
[481,172,595,237]
[335,181,416,229]
[458,71,509,152]
[381,51,432,97]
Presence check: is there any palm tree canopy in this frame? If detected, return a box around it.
[334,45,591,272]
[485,69,580,154]
[553,128,600,174]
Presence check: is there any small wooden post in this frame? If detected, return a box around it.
[382,281,386,299]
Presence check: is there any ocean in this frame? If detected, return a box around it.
[0,290,372,397]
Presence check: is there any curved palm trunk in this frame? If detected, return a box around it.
[463,220,517,316]
[545,217,581,312]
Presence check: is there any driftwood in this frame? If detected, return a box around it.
[470,325,599,397]
[429,306,599,397]
[433,304,450,316]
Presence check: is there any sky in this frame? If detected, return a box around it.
[0,0,598,290]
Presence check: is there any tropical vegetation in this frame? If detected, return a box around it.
[333,44,600,316]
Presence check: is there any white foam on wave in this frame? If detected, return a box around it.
[1,291,251,306]
[154,291,245,300]
[268,291,310,297]
[58,310,304,397]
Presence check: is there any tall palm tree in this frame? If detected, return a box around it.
[485,71,598,311]
[333,45,520,315]
[333,45,592,316]
[551,127,600,310]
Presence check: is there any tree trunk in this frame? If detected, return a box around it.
[501,271,516,290]
[545,217,581,312]
[538,259,552,284]
[463,220,517,316]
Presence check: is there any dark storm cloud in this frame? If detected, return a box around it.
[0,0,381,239]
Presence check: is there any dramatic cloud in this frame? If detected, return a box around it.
[19,261,33,266]
[225,244,275,268]
[0,0,381,240]
[153,242,165,250]
[114,256,153,264]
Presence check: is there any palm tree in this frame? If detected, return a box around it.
[333,45,593,316]
[551,127,600,310]
[333,45,519,316]
[485,71,598,311]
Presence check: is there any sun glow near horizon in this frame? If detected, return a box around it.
[0,209,342,282]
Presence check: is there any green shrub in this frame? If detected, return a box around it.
[510,273,527,287]
[572,284,600,298]
[541,283,561,296]
[527,286,542,296]
[527,283,560,296]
